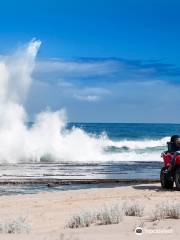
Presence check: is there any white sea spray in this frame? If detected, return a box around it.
[0,40,166,163]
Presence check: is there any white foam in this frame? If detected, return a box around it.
[104,137,169,150]
[0,40,165,163]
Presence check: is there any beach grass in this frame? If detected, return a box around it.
[66,201,144,228]
[123,201,144,217]
[151,201,180,221]
[0,217,30,234]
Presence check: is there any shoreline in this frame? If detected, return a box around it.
[0,178,159,185]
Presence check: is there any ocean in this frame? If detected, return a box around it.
[1,123,180,184]
[0,41,178,194]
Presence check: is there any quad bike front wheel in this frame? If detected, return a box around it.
[160,167,174,189]
[175,167,180,190]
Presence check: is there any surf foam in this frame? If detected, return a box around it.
[0,40,166,163]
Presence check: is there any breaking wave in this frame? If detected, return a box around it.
[0,40,166,163]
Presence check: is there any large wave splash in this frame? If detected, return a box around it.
[0,40,166,163]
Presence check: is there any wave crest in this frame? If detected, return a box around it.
[0,40,166,163]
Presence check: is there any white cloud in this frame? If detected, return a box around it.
[26,56,180,122]
[34,59,118,78]
[68,85,110,102]
[33,58,180,86]
[74,94,101,102]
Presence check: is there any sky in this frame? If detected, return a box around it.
[0,0,180,123]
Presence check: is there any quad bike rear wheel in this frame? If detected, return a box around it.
[160,167,174,189]
[175,167,180,190]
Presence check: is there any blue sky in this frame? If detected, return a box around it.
[1,0,180,122]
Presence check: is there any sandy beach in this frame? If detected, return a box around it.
[0,183,179,240]
[0,1,179,239]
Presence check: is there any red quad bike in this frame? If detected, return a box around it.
[160,150,180,190]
